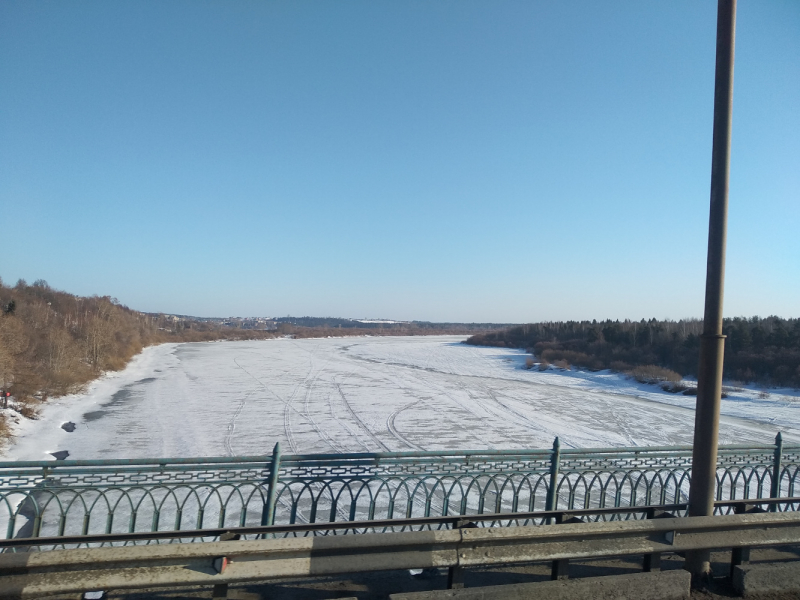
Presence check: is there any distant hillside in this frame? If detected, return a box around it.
[465,317,800,389]
[276,316,511,333]
[0,279,282,424]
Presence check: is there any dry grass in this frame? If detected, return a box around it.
[628,365,682,385]
[0,414,10,450]
[15,398,41,420]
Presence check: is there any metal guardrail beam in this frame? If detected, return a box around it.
[2,511,800,598]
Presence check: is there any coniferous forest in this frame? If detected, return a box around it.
[466,317,800,389]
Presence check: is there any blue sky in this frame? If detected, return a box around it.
[1,1,797,322]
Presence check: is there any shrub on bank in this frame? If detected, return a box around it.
[540,349,596,370]
[628,365,682,385]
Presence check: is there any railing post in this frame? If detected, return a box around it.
[262,442,282,528]
[729,502,751,577]
[545,437,561,523]
[770,432,783,512]
[643,508,675,572]
[448,519,476,589]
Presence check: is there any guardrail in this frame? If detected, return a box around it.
[2,434,798,548]
[3,508,800,599]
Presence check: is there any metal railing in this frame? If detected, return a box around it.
[2,434,798,549]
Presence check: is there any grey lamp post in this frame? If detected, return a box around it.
[685,0,737,581]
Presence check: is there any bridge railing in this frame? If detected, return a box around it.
[1,434,797,549]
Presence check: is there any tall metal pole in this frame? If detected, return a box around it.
[686,0,737,581]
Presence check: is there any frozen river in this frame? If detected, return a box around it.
[5,335,798,462]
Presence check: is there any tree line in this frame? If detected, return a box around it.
[465,317,800,389]
[275,316,510,332]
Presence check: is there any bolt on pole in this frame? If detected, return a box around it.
[686,0,737,580]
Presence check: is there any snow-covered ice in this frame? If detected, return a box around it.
[4,335,799,462]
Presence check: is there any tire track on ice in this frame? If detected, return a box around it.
[334,381,391,452]
[474,350,636,446]
[240,345,362,521]
[263,340,325,453]
[285,343,321,453]
[314,365,374,453]
[356,365,462,451]
[332,357,414,452]
[386,401,425,451]
[223,387,257,457]
[300,363,348,453]
[287,351,366,520]
[332,355,450,518]
[336,364,449,524]
[470,377,569,446]
[233,354,349,524]
[232,354,340,454]
[338,344,430,451]
[286,340,352,453]
[326,386,373,453]
[468,348,579,446]
[397,367,497,449]
[346,341,507,449]
[233,355,298,452]
[470,346,645,446]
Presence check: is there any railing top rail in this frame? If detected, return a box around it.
[0,455,273,470]
[0,443,780,472]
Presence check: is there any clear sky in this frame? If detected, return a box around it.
[1,1,797,323]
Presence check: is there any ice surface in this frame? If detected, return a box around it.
[4,335,798,462]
